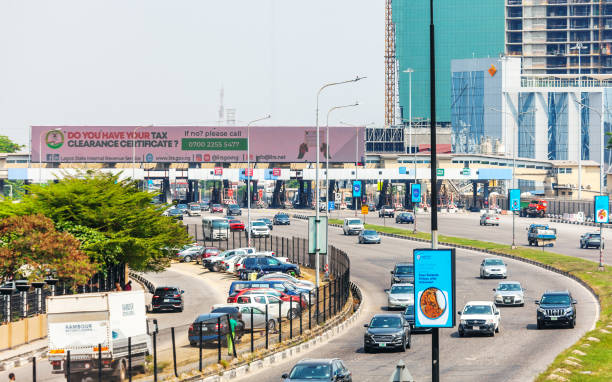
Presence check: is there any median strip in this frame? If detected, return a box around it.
[323,218,610,381]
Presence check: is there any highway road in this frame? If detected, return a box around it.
[229,209,599,382]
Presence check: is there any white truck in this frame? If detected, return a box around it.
[47,290,151,381]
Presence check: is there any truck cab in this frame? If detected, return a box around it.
[527,224,556,247]
[521,199,547,218]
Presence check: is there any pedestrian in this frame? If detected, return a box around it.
[114,282,122,291]
[8,373,15,381]
[226,316,237,355]
[124,281,132,291]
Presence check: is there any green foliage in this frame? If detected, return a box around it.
[0,171,191,272]
[0,135,24,153]
[0,214,96,284]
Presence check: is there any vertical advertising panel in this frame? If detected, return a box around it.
[413,249,456,328]
[411,183,421,203]
[508,189,521,211]
[352,181,362,197]
[594,195,610,223]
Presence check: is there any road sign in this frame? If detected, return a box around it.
[461,168,470,176]
[436,169,444,177]
[308,216,328,254]
[214,167,223,176]
[410,184,421,203]
[272,168,281,177]
[594,195,610,223]
[328,201,335,211]
[361,205,369,215]
[352,181,362,197]
[508,189,521,211]
[413,248,456,328]
[227,189,234,197]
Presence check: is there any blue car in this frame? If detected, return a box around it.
[187,312,244,346]
[237,256,300,280]
[395,212,414,224]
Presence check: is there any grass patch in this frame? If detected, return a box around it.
[349,222,612,381]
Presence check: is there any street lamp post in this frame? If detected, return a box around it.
[324,102,359,280]
[315,76,365,288]
[572,42,585,199]
[39,128,61,184]
[340,121,373,217]
[246,115,272,246]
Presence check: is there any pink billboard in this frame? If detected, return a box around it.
[30,126,365,163]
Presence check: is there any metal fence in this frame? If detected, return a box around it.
[0,263,125,323]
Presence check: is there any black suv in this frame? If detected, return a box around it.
[390,263,414,287]
[363,314,411,353]
[151,286,184,312]
[227,204,242,216]
[535,290,577,329]
[237,256,300,280]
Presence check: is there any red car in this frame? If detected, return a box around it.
[229,219,245,231]
[211,204,224,213]
[196,247,220,263]
[227,288,307,309]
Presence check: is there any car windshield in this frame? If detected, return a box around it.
[212,221,229,228]
[177,204,187,209]
[391,285,413,294]
[463,305,492,315]
[369,316,402,328]
[276,214,288,218]
[348,219,361,225]
[484,259,504,266]
[498,283,521,291]
[230,220,241,224]
[588,234,601,238]
[262,218,271,223]
[289,364,331,379]
[363,230,377,235]
[169,209,182,214]
[230,204,239,209]
[395,265,414,275]
[541,294,571,305]
[252,221,266,227]
[213,204,221,208]
[382,205,391,209]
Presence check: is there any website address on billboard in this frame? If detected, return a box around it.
[181,138,247,151]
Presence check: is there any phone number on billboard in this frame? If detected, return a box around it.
[181,138,247,151]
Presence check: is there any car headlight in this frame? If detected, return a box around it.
[485,319,493,325]
[537,307,546,313]
[389,297,398,302]
[460,319,467,325]
[495,295,503,301]
[393,277,400,282]
[565,308,574,315]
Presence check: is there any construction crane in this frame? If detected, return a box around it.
[385,0,396,127]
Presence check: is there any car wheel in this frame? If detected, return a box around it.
[569,318,576,329]
[364,345,371,353]
[212,263,220,272]
[580,242,584,248]
[267,319,276,332]
[287,308,298,320]
[490,330,495,337]
[115,360,127,382]
[537,320,542,330]
[400,337,407,352]
[495,323,500,333]
[519,303,524,307]
[458,330,464,337]
[406,333,411,349]
[190,341,197,346]
[184,255,192,262]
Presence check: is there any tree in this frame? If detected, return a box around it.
[0,214,96,284]
[0,171,191,272]
[0,135,24,153]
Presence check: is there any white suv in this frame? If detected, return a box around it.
[458,301,500,337]
[248,220,271,237]
[343,218,364,235]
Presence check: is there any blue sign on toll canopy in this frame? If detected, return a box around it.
[508,189,521,211]
[413,248,456,328]
[352,181,361,197]
[411,183,421,203]
[594,195,610,224]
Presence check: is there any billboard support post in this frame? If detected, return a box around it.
[594,195,609,270]
[509,189,521,249]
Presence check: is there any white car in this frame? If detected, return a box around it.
[479,258,507,279]
[204,248,248,271]
[259,272,315,291]
[227,293,301,322]
[493,281,525,307]
[387,283,414,310]
[458,301,500,337]
[248,221,271,237]
[210,303,276,331]
[343,218,364,235]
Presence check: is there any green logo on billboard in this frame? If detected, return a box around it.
[45,130,64,149]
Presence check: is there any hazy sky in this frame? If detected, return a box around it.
[0,1,384,148]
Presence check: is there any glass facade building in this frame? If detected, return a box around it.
[393,0,505,124]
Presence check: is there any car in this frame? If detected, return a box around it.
[196,247,220,263]
[387,283,414,310]
[358,229,381,244]
[479,258,507,279]
[176,203,188,213]
[176,245,204,262]
[227,290,305,316]
[458,301,500,337]
[493,281,525,307]
[211,204,224,213]
[260,218,274,230]
[211,303,277,331]
[151,286,184,312]
[248,220,271,237]
[186,203,202,216]
[535,290,577,329]
[228,280,311,299]
[227,204,242,216]
[363,314,411,353]
[229,219,245,232]
[395,212,414,224]
[204,248,253,271]
[479,213,500,226]
[403,304,431,333]
[367,203,376,212]
[273,213,291,225]
[187,312,244,346]
[237,256,300,280]
[390,263,414,286]
[281,359,352,382]
[166,208,184,220]
[580,232,603,249]
[199,202,210,211]
[378,205,395,218]
[342,218,364,235]
[258,272,315,291]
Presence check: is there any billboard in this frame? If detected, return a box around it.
[508,189,521,211]
[594,195,610,224]
[31,126,365,163]
[411,183,421,203]
[413,248,456,328]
